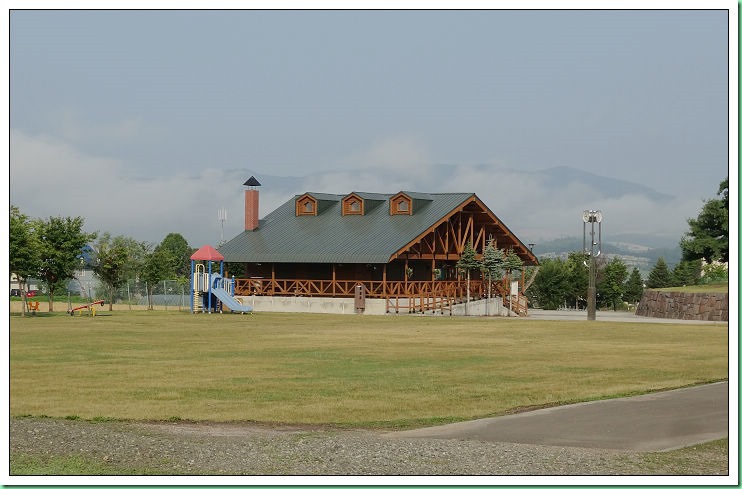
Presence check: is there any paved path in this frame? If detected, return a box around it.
[525,308,728,324]
[385,382,729,452]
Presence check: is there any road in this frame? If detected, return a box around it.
[385,382,729,451]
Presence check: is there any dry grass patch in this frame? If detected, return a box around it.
[10,311,728,427]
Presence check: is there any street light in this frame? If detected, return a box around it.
[582,210,602,321]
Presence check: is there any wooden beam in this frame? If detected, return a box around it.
[474,226,486,252]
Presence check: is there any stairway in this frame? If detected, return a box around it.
[193,290,202,313]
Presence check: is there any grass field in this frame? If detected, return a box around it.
[9,311,729,427]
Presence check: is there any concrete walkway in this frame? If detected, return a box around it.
[525,308,728,325]
[385,382,729,452]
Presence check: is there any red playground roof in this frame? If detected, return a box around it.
[190,245,224,261]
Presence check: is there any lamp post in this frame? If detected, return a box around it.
[582,210,602,321]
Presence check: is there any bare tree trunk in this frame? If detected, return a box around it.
[20,280,26,318]
[48,285,55,312]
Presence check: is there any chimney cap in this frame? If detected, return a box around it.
[243,176,262,187]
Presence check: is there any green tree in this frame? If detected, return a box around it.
[91,233,141,311]
[646,257,672,289]
[504,251,523,280]
[140,245,168,310]
[9,206,41,316]
[623,268,644,304]
[481,239,505,292]
[480,239,505,316]
[456,242,479,314]
[35,216,96,312]
[671,260,701,287]
[680,178,729,263]
[529,258,568,310]
[564,252,589,309]
[597,257,628,311]
[503,251,524,315]
[157,233,192,279]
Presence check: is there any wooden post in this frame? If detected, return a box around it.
[332,263,336,297]
[382,263,387,298]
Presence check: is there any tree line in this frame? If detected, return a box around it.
[9,206,193,315]
[526,178,729,311]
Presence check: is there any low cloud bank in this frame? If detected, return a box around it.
[10,130,701,248]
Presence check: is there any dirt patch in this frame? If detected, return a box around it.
[136,420,347,437]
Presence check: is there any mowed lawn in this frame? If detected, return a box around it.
[10,311,728,427]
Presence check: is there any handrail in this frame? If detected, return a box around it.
[233,278,501,300]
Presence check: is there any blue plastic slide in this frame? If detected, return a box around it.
[211,286,253,313]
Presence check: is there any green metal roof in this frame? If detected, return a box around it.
[219,192,476,264]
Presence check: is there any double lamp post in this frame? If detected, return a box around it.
[582,210,602,321]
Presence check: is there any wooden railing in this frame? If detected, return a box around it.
[234,278,488,299]
[233,277,528,315]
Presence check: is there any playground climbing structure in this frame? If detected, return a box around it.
[190,245,252,314]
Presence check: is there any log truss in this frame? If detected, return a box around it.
[390,196,537,264]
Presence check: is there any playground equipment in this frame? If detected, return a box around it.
[190,245,253,314]
[68,299,105,316]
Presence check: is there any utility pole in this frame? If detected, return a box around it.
[218,208,227,246]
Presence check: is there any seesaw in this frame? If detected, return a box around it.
[68,300,105,316]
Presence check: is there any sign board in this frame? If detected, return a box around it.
[510,280,519,297]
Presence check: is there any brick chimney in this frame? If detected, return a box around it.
[243,176,261,231]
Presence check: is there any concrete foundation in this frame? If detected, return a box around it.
[236,295,509,316]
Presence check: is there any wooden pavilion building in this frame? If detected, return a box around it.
[218,177,538,315]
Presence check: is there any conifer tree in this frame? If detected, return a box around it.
[623,268,644,304]
[646,257,672,289]
[481,239,505,315]
[456,242,479,315]
[680,178,729,263]
[671,260,701,287]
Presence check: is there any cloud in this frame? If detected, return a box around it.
[10,129,239,247]
[10,128,701,252]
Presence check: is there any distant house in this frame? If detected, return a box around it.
[218,178,538,314]
[9,273,39,295]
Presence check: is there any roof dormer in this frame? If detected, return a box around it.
[390,192,413,216]
[342,193,365,216]
[296,194,318,216]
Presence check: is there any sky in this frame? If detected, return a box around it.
[7,6,736,250]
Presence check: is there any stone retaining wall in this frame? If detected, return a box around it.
[635,290,728,321]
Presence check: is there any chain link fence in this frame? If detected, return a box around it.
[80,278,190,311]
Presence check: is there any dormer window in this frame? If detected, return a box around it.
[296,194,318,216]
[342,194,364,216]
[390,193,412,215]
